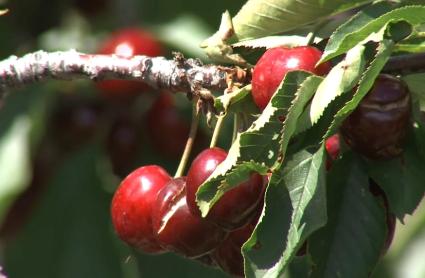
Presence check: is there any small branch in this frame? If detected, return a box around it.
[0,50,248,98]
[382,52,425,75]
[1,50,425,99]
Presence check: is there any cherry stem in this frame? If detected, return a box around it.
[232,113,239,143]
[210,113,226,148]
[305,19,328,46]
[174,98,200,178]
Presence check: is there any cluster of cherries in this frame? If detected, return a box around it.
[111,148,265,277]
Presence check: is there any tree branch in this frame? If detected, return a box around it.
[0,50,248,98]
[0,50,424,99]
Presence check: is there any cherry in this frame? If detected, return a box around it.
[146,93,190,158]
[51,95,103,149]
[325,134,340,170]
[96,28,163,98]
[252,46,331,110]
[107,114,140,177]
[110,165,171,253]
[211,219,257,277]
[186,147,264,231]
[341,74,411,159]
[152,177,227,258]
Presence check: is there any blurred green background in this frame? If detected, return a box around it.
[0,0,423,277]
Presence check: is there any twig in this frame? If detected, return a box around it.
[0,50,425,99]
[0,50,248,98]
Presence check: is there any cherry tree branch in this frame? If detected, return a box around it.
[0,50,424,99]
[0,50,248,98]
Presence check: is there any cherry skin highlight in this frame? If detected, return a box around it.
[341,74,411,159]
[252,46,331,110]
[110,165,171,253]
[96,28,163,98]
[186,147,264,231]
[152,177,227,258]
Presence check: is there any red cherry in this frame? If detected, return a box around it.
[107,114,141,177]
[146,93,190,158]
[152,177,227,258]
[212,219,257,277]
[96,28,163,98]
[325,134,340,170]
[186,147,265,230]
[252,46,331,110]
[111,165,171,253]
[341,74,411,159]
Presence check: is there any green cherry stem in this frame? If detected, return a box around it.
[174,98,200,178]
[209,113,226,148]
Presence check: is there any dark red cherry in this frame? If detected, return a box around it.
[96,28,163,98]
[152,177,227,258]
[212,219,257,277]
[186,147,264,230]
[107,114,140,177]
[252,46,331,110]
[341,74,411,159]
[146,93,190,158]
[110,165,171,253]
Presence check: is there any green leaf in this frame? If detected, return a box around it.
[231,0,374,41]
[243,146,327,278]
[214,85,260,114]
[309,152,387,278]
[321,5,424,62]
[309,43,366,124]
[197,71,317,216]
[366,133,425,221]
[4,146,123,278]
[0,116,31,224]
[324,39,394,138]
[0,88,49,226]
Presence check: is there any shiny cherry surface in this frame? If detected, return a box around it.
[341,74,411,159]
[96,28,163,98]
[152,177,227,258]
[111,165,171,253]
[252,46,331,110]
[186,147,264,230]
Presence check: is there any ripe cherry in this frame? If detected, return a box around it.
[96,28,163,98]
[152,177,227,258]
[325,134,340,170]
[110,165,171,253]
[252,46,331,110]
[212,218,257,277]
[107,114,140,177]
[146,93,190,158]
[51,95,103,149]
[186,147,264,231]
[341,74,411,159]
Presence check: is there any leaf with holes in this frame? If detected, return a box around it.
[321,5,424,62]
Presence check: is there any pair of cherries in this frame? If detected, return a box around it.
[111,147,264,276]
